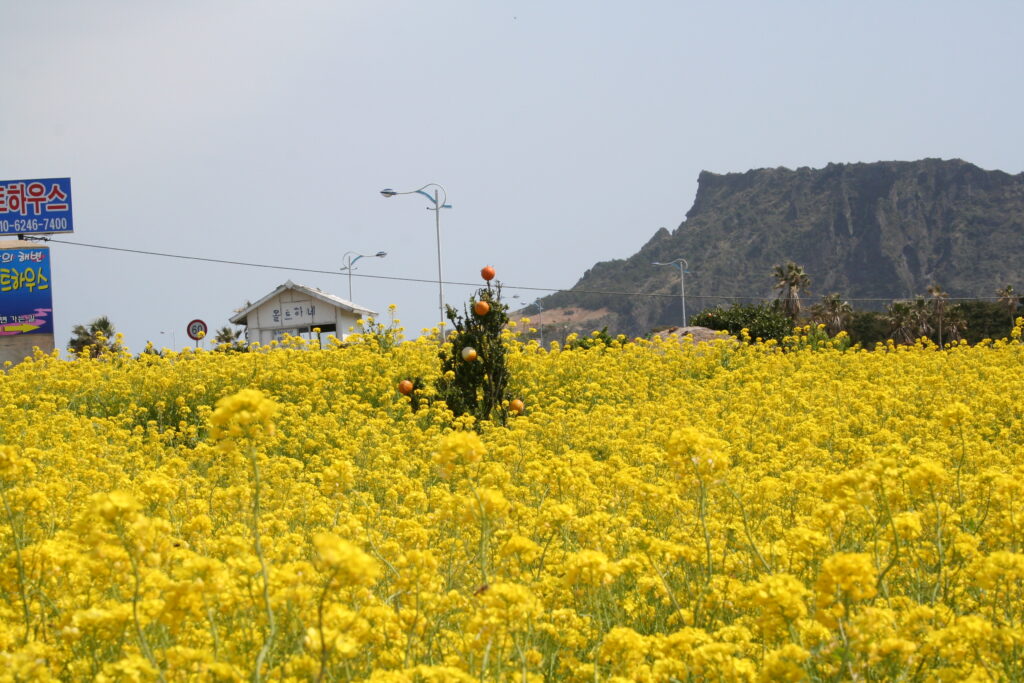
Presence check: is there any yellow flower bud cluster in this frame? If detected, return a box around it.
[208,388,278,452]
[313,533,381,587]
[432,430,485,479]
[666,426,731,478]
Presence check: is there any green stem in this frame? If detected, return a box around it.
[1,486,31,644]
[204,602,221,660]
[315,569,339,683]
[931,485,945,605]
[116,525,166,683]
[723,485,771,573]
[641,548,684,618]
[250,450,277,683]
[692,471,713,582]
[955,423,968,508]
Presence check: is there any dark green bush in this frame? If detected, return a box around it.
[691,303,792,342]
[436,282,511,426]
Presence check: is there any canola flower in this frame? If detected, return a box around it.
[0,323,1023,679]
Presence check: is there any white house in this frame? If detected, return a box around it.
[229,280,375,346]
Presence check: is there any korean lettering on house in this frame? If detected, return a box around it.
[271,301,317,325]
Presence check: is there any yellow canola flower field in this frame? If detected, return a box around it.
[2,324,1024,681]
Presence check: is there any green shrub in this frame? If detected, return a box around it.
[691,303,792,342]
[436,283,511,426]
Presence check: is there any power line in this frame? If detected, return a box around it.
[36,237,686,299]
[32,236,1009,304]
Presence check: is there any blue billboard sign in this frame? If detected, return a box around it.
[0,178,73,235]
[0,247,53,336]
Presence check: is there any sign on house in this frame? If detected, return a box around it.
[272,302,316,326]
[0,178,74,235]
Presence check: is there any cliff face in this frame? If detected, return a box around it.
[538,159,1024,337]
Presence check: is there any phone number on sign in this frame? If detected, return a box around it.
[0,217,69,233]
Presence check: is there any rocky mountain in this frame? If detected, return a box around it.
[529,159,1024,337]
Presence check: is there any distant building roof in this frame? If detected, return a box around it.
[229,280,376,326]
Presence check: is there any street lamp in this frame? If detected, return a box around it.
[340,250,387,301]
[653,258,689,327]
[380,183,451,327]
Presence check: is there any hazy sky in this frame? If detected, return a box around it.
[2,1,1022,352]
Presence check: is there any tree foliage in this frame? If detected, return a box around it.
[772,262,811,321]
[213,325,248,353]
[997,285,1020,328]
[435,282,512,426]
[67,316,122,356]
[691,303,793,342]
[810,293,853,336]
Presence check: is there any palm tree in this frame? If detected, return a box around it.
[997,285,1019,329]
[944,305,967,343]
[927,284,949,347]
[811,293,853,336]
[909,297,934,341]
[213,325,247,352]
[886,301,915,345]
[67,316,121,356]
[773,262,811,321]
[214,326,242,344]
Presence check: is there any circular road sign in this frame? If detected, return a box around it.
[186,319,208,341]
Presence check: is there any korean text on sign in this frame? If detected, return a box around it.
[272,304,316,324]
[0,178,74,235]
[0,247,54,336]
[0,265,49,293]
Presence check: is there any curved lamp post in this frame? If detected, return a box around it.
[340,250,387,301]
[653,258,689,327]
[530,298,545,346]
[380,183,451,327]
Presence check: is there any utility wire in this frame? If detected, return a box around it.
[32,236,1009,303]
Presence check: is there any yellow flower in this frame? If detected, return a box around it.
[744,573,810,636]
[209,388,278,451]
[971,551,1024,590]
[759,644,809,682]
[0,445,35,481]
[563,549,622,587]
[5,302,1024,678]
[815,552,878,626]
[92,490,142,523]
[432,431,486,479]
[666,426,731,477]
[313,533,381,587]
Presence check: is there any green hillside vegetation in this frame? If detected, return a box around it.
[527,159,1024,343]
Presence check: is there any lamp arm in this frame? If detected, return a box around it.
[386,183,448,209]
[341,251,371,272]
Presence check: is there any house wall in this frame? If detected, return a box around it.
[243,290,363,345]
[0,333,54,365]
